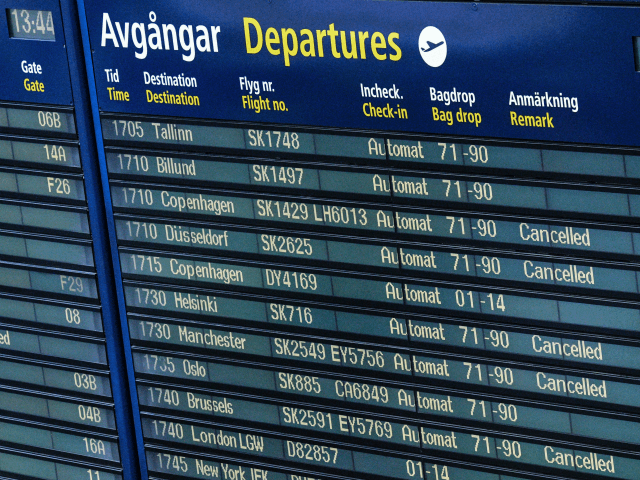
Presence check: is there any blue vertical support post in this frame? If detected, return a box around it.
[58,0,143,478]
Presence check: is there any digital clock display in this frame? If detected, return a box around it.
[6,9,55,40]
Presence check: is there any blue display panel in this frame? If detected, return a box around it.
[0,0,72,105]
[82,0,640,147]
[0,0,134,479]
[74,0,640,479]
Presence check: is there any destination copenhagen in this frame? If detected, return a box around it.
[168,259,244,284]
[160,191,235,214]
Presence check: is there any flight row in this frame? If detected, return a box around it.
[103,148,640,222]
[100,116,640,183]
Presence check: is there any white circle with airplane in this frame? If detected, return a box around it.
[419,26,447,67]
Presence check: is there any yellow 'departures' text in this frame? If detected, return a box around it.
[243,18,402,66]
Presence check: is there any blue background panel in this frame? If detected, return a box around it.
[82,0,640,146]
[0,0,73,105]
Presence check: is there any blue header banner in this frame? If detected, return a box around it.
[82,0,640,146]
[0,0,73,105]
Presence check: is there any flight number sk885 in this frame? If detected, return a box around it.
[278,372,321,393]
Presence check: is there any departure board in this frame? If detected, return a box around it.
[72,0,640,479]
[0,1,133,480]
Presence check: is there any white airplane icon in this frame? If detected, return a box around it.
[422,40,444,52]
